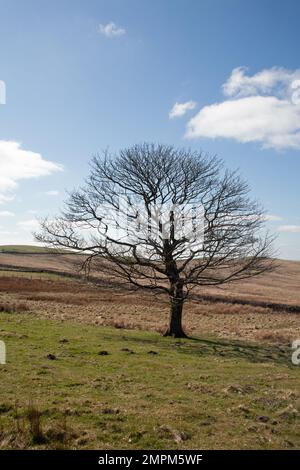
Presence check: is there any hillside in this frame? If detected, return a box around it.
[0,248,300,307]
[0,245,71,254]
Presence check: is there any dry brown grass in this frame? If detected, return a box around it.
[1,252,300,304]
[1,271,300,345]
[0,300,29,313]
[0,400,76,449]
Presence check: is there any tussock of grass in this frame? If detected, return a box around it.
[0,313,299,450]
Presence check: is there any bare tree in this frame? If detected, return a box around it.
[36,143,274,338]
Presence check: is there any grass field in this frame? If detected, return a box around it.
[1,313,299,450]
[1,248,300,449]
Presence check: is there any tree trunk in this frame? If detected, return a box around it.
[164,283,188,338]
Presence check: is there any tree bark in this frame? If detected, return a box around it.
[164,282,188,338]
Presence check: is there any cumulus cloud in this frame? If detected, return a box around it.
[186,67,300,150]
[0,141,63,204]
[169,101,197,119]
[98,22,126,38]
[223,66,300,98]
[278,225,300,233]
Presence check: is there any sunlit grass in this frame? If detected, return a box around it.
[0,313,299,449]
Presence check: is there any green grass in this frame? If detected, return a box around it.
[0,313,299,449]
[0,245,71,254]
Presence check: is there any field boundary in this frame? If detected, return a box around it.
[0,264,80,279]
[192,293,300,314]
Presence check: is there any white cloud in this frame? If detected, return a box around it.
[0,230,18,237]
[278,225,300,233]
[169,101,197,119]
[0,218,41,245]
[0,230,36,245]
[223,66,300,98]
[264,214,283,222]
[45,190,59,196]
[98,22,126,38]
[186,67,300,150]
[17,219,40,231]
[0,194,14,204]
[0,141,63,204]
[0,211,14,217]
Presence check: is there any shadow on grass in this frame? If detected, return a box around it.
[183,337,290,366]
[115,332,291,366]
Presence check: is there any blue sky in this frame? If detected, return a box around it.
[0,0,299,259]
